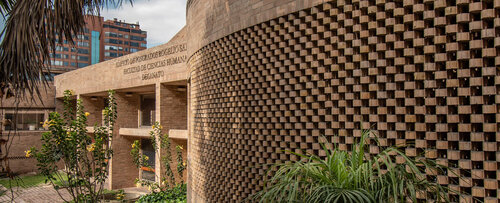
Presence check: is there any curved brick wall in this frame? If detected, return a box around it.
[188,1,500,202]
[186,0,326,58]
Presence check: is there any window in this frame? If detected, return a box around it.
[130,48,139,53]
[78,49,89,54]
[118,27,130,32]
[53,54,68,59]
[140,139,155,181]
[43,73,59,81]
[140,94,155,127]
[130,35,145,41]
[141,43,147,48]
[131,29,142,34]
[77,41,89,47]
[104,52,118,57]
[51,60,63,66]
[104,39,122,44]
[77,35,89,40]
[130,42,140,47]
[78,63,88,68]
[104,45,122,51]
[4,113,45,131]
[71,62,76,67]
[77,56,89,61]
[105,32,118,38]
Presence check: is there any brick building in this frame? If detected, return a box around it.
[0,15,147,175]
[52,0,500,202]
[55,27,188,190]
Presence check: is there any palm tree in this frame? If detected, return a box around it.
[251,130,458,203]
[0,1,132,197]
[0,0,131,99]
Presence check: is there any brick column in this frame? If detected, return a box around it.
[78,95,104,126]
[109,92,140,189]
[156,84,188,184]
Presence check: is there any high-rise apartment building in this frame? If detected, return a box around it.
[47,15,147,79]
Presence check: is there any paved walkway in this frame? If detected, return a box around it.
[0,184,72,203]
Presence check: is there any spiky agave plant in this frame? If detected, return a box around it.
[251,129,456,203]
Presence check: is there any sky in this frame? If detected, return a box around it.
[102,0,187,48]
[0,0,186,48]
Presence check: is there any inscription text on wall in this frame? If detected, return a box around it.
[117,43,187,80]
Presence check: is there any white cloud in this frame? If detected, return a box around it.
[101,0,186,48]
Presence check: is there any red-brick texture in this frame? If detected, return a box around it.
[2,132,45,174]
[158,84,188,183]
[189,1,500,202]
[110,93,140,189]
[79,96,105,126]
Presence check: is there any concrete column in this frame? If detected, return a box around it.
[109,92,140,189]
[156,84,188,184]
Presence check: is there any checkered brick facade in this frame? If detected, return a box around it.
[189,1,500,202]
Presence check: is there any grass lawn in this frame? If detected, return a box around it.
[0,173,67,189]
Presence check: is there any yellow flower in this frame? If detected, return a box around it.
[144,156,149,161]
[116,193,125,200]
[24,150,32,158]
[151,125,154,129]
[159,125,163,130]
[86,143,95,152]
[183,162,186,166]
[131,143,136,148]
[42,120,50,128]
[178,146,184,150]
[84,112,90,117]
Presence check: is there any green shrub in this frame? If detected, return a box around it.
[30,90,117,202]
[136,183,186,203]
[251,129,457,203]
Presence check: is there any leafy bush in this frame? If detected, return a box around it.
[30,90,117,202]
[251,129,457,203]
[136,183,186,203]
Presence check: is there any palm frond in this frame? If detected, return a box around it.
[0,0,132,100]
[251,129,460,203]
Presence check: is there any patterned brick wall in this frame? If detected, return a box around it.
[189,1,500,202]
